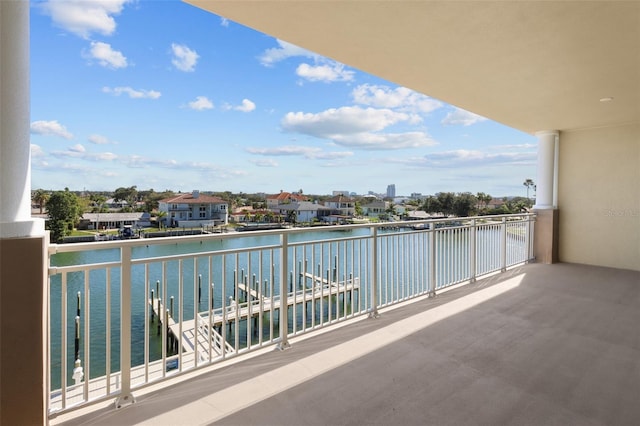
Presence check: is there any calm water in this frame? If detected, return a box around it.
[49,228,376,389]
[49,226,522,390]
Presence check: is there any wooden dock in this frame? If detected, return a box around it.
[50,273,360,412]
[151,273,360,356]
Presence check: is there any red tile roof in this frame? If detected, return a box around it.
[266,192,308,202]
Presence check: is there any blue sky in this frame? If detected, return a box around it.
[29,0,537,197]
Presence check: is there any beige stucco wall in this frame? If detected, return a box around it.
[558,123,640,271]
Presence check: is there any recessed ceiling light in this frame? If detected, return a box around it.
[600,97,614,102]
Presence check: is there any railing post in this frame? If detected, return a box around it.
[526,214,534,263]
[368,226,380,318]
[276,233,290,350]
[428,222,437,297]
[500,217,507,272]
[469,219,477,283]
[115,245,135,408]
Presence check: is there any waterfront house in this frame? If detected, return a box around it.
[323,194,356,217]
[78,212,152,231]
[265,191,309,210]
[1,2,638,424]
[272,200,332,223]
[361,199,388,218]
[158,191,228,228]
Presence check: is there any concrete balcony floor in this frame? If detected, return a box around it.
[53,263,640,426]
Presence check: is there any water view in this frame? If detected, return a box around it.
[48,218,532,400]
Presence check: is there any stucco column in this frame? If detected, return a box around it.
[1,1,48,425]
[533,131,558,210]
[533,130,559,264]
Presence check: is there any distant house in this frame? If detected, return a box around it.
[405,210,430,220]
[265,191,309,210]
[323,195,356,217]
[272,201,332,223]
[78,212,151,230]
[104,198,129,210]
[487,198,506,210]
[361,200,388,217]
[158,191,228,228]
[229,206,255,223]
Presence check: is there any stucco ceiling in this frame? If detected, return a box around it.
[185,1,639,135]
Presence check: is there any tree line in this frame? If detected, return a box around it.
[33,180,535,242]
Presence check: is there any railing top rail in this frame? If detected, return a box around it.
[48,213,535,255]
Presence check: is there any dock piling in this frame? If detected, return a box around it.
[150,289,155,321]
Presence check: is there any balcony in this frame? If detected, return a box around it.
[39,213,640,425]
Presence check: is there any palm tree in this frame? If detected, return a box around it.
[32,189,49,214]
[155,211,167,229]
[286,210,297,225]
[523,179,535,201]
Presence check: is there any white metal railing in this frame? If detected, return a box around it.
[47,213,534,415]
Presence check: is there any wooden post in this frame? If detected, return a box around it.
[157,298,162,335]
[165,309,171,353]
[150,289,155,321]
[233,270,237,300]
[252,274,257,299]
[74,315,80,362]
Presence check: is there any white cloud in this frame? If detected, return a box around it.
[441,107,488,126]
[352,84,443,114]
[117,155,247,179]
[258,39,318,67]
[235,99,256,112]
[88,134,117,145]
[171,43,199,72]
[51,144,118,161]
[86,41,127,68]
[296,63,354,83]
[397,149,536,168]
[41,0,131,39]
[30,120,74,139]
[331,132,436,150]
[102,86,161,99]
[251,159,279,167]
[281,107,437,150]
[187,96,214,111]
[223,99,256,112]
[89,152,118,161]
[69,144,86,153]
[31,144,46,158]
[282,106,412,137]
[246,145,353,159]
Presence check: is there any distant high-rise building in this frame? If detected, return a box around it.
[386,184,396,198]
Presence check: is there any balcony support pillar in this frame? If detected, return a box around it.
[533,130,560,264]
[276,233,291,350]
[1,2,48,425]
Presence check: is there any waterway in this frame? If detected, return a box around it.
[49,225,526,390]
